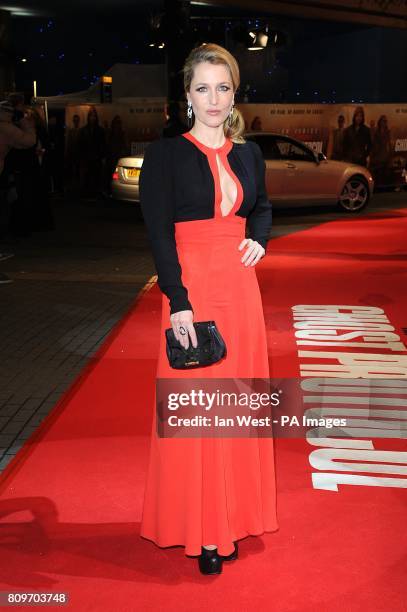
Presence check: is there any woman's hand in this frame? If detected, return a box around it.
[238,238,265,266]
[170,310,198,350]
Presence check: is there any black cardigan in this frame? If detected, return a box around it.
[139,134,272,315]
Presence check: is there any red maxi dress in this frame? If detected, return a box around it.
[140,131,279,557]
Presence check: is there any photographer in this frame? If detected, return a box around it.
[0,100,36,174]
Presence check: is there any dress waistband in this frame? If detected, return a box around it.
[175,214,245,243]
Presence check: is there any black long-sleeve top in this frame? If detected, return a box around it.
[139,133,272,315]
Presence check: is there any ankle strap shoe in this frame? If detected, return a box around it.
[198,547,223,574]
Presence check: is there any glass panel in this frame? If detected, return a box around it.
[246,136,281,160]
[275,139,314,162]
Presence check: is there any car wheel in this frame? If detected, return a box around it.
[338,176,370,212]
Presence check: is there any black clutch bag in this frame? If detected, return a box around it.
[165,321,226,369]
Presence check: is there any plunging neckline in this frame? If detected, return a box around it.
[181,131,242,218]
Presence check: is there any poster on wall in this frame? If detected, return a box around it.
[63,101,406,189]
[241,103,407,189]
[65,100,167,145]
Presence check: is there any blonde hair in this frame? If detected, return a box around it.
[182,43,246,144]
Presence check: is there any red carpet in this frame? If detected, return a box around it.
[0,209,406,611]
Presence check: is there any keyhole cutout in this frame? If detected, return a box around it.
[215,153,237,217]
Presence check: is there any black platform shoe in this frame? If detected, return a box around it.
[198,547,223,575]
[219,541,238,561]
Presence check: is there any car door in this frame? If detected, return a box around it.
[246,135,285,202]
[274,137,319,202]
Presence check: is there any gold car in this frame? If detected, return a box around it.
[246,132,374,212]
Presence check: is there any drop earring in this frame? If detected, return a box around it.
[187,101,193,127]
[228,102,234,127]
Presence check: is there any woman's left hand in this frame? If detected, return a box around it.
[238,238,265,266]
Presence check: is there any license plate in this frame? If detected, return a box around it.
[125,168,140,178]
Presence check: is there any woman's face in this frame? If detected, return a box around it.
[187,61,234,128]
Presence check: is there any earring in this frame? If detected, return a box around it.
[187,100,193,127]
[228,102,234,127]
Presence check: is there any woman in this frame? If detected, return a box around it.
[139,43,278,575]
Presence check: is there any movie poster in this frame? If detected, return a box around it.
[242,103,407,189]
[65,102,407,189]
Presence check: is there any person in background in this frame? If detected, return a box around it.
[65,114,81,193]
[25,107,55,231]
[105,115,128,194]
[6,105,54,238]
[342,106,372,167]
[0,99,36,284]
[77,107,106,198]
[0,101,36,174]
[327,114,345,160]
[47,113,65,193]
[369,115,392,189]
